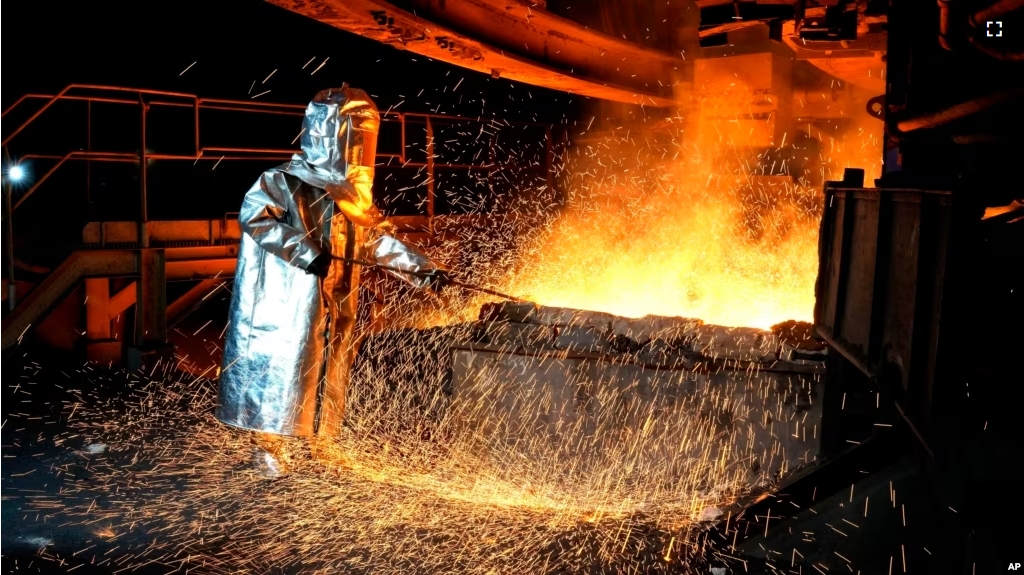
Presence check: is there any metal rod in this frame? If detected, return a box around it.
[5,86,549,128]
[698,20,765,38]
[202,146,302,155]
[3,178,15,311]
[198,97,306,110]
[895,88,1024,133]
[545,126,555,203]
[144,153,290,159]
[446,279,529,303]
[194,98,201,159]
[400,113,407,165]
[3,85,203,145]
[86,100,92,205]
[16,152,399,162]
[4,83,557,245]
[488,133,496,198]
[10,148,506,214]
[937,0,954,50]
[139,98,149,248]
[330,255,528,302]
[426,117,436,234]
[1,94,33,118]
[2,85,76,146]
[190,103,304,116]
[14,152,77,210]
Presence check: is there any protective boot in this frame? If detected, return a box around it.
[250,432,294,478]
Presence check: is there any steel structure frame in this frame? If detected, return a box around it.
[1,84,559,306]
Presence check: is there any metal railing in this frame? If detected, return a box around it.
[1,84,560,310]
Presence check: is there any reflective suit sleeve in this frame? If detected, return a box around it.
[365,225,443,289]
[239,173,322,271]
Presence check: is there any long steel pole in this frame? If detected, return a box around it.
[4,178,15,311]
[139,98,149,248]
[330,255,528,303]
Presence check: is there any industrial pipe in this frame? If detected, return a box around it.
[894,88,1024,133]
[966,33,1024,60]
[937,0,954,50]
[971,0,1024,27]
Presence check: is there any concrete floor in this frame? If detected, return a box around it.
[2,349,718,575]
[2,305,1000,575]
[2,357,175,574]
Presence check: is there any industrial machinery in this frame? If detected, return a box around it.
[2,0,1022,572]
[229,0,1024,571]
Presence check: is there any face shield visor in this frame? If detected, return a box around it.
[330,113,380,226]
[343,115,379,171]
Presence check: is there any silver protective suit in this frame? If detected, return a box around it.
[217,86,441,438]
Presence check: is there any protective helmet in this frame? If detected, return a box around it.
[300,84,381,226]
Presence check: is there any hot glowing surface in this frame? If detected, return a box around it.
[494,90,882,329]
[504,175,823,329]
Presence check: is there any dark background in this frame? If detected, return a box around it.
[2,0,585,265]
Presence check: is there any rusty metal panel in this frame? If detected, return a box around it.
[450,347,822,486]
[815,188,878,371]
[814,186,953,386]
[448,302,827,489]
[837,191,880,360]
[876,192,925,392]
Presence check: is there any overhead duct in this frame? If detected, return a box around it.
[264,0,687,106]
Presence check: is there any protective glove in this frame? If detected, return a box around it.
[422,269,453,292]
[305,252,332,278]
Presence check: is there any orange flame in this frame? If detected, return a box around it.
[500,75,882,329]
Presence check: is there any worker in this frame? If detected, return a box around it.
[216,85,450,477]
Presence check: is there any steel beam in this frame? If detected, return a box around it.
[84,278,111,340]
[135,249,166,346]
[165,258,236,281]
[109,281,137,320]
[1,250,138,350]
[167,278,227,326]
[265,0,680,107]
[84,278,124,364]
